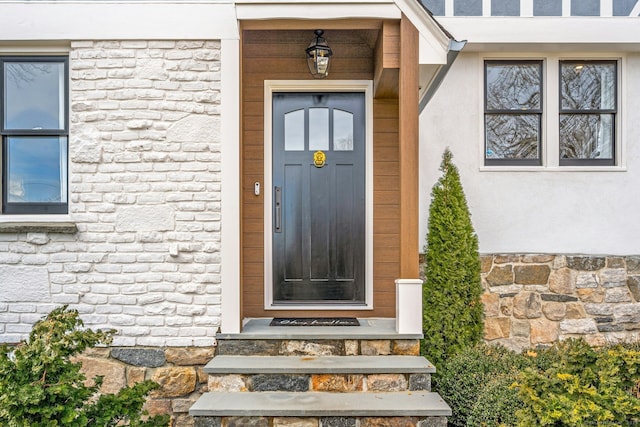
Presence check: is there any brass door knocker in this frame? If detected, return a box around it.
[313,150,326,168]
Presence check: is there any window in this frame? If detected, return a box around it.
[484,61,543,166]
[1,56,68,214]
[484,57,620,168]
[559,61,617,166]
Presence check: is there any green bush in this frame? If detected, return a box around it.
[421,148,483,369]
[435,344,526,427]
[435,343,562,427]
[0,306,170,427]
[467,374,522,427]
[515,339,640,426]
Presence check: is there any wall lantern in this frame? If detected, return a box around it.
[306,29,333,79]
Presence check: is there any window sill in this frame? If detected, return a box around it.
[480,165,627,172]
[0,217,77,233]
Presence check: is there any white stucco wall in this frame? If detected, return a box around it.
[419,52,640,255]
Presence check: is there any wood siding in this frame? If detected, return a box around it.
[241,25,413,319]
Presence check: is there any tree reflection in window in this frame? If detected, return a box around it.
[484,61,542,165]
[560,61,616,165]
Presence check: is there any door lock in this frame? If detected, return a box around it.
[254,182,260,196]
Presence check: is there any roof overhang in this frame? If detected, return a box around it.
[236,0,402,20]
[237,0,461,109]
[0,0,461,108]
[438,17,640,52]
[0,1,239,41]
[393,0,465,111]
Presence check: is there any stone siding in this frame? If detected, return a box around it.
[481,254,640,351]
[196,337,443,427]
[193,416,447,427]
[0,40,222,346]
[75,346,214,427]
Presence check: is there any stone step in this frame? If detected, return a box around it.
[204,355,435,375]
[216,318,422,340]
[190,391,452,418]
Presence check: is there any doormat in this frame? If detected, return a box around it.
[270,317,360,327]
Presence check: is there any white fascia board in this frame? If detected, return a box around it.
[419,34,448,64]
[394,0,450,65]
[236,1,400,20]
[437,17,640,48]
[0,2,238,41]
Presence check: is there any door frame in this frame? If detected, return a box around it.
[263,80,374,310]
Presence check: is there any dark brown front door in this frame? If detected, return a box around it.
[272,92,365,305]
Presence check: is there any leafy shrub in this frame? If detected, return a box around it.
[436,343,561,427]
[515,339,640,426]
[435,344,525,427]
[0,306,170,427]
[467,374,522,427]
[421,148,483,369]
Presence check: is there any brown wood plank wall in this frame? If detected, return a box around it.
[241,27,401,319]
[398,17,420,279]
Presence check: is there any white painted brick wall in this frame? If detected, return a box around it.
[0,40,222,346]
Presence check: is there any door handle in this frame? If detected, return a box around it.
[274,186,282,233]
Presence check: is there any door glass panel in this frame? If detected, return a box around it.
[4,61,65,130]
[284,109,304,151]
[309,108,329,151]
[333,109,354,151]
[6,136,67,203]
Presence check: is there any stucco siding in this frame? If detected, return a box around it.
[420,52,640,255]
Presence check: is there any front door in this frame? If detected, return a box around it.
[272,92,366,305]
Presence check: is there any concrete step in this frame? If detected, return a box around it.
[204,355,435,375]
[190,391,452,418]
[216,318,422,340]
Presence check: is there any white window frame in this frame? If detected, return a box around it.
[479,52,626,172]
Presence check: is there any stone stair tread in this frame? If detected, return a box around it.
[217,318,423,340]
[190,391,452,417]
[204,355,435,374]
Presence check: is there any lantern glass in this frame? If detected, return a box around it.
[306,30,332,79]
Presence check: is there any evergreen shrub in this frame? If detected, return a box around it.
[515,339,640,426]
[421,148,483,369]
[0,306,170,427]
[435,344,528,427]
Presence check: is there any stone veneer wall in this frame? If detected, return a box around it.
[0,40,222,346]
[74,346,214,427]
[76,339,426,427]
[480,254,640,351]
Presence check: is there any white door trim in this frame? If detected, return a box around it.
[220,38,241,334]
[263,80,374,310]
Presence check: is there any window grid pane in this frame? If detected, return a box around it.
[486,114,541,160]
[4,62,65,131]
[560,114,614,160]
[333,109,354,151]
[308,108,329,151]
[560,62,616,111]
[6,136,67,203]
[284,109,305,151]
